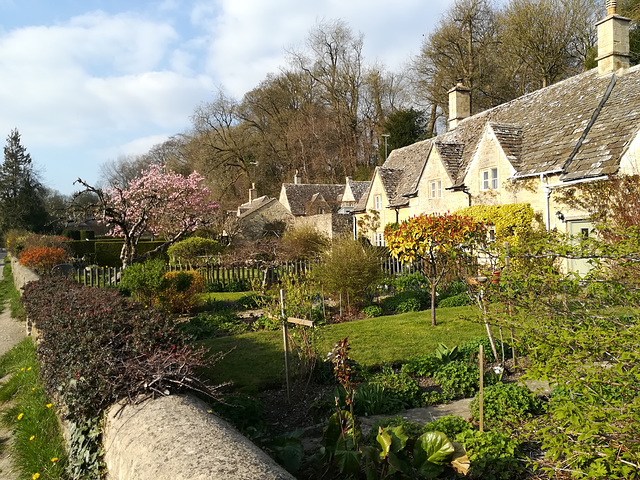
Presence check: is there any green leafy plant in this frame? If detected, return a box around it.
[369,365,421,409]
[167,236,224,267]
[470,382,543,428]
[118,258,166,304]
[422,415,473,438]
[362,304,383,318]
[437,293,472,308]
[401,354,441,377]
[456,429,524,480]
[434,343,461,364]
[434,361,479,400]
[67,417,104,480]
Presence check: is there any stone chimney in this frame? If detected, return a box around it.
[596,0,631,75]
[294,169,302,184]
[248,183,257,203]
[448,80,471,130]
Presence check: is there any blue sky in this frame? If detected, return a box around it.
[0,0,455,195]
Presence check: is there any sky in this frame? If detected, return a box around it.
[0,0,456,195]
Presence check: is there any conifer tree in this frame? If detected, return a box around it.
[0,129,48,235]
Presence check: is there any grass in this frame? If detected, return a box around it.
[197,291,253,303]
[0,339,67,480]
[200,305,487,392]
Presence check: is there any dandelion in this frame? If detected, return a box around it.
[51,457,58,463]
[31,387,35,391]
[32,474,40,480]
[20,367,24,371]
[27,367,32,371]
[29,435,35,441]
[46,404,52,408]
[17,413,24,420]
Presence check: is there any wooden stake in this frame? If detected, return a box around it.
[479,344,484,433]
[280,289,290,403]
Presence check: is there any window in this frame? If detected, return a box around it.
[430,180,442,199]
[377,232,385,246]
[482,168,498,190]
[374,194,382,210]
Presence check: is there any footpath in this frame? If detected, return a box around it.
[0,251,28,479]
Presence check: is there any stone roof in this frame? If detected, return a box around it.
[346,178,371,203]
[376,65,640,196]
[281,183,345,216]
[237,195,276,218]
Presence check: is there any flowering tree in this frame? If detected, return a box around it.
[75,165,218,268]
[385,213,486,326]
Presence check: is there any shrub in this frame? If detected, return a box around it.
[5,228,29,255]
[159,270,205,313]
[470,383,543,427]
[19,246,69,274]
[438,293,472,308]
[119,258,166,304]
[281,225,329,260]
[361,304,383,318]
[456,430,524,480]
[396,297,421,313]
[393,272,429,292]
[381,290,428,313]
[313,237,384,307]
[21,276,219,421]
[401,354,441,377]
[167,237,224,267]
[434,361,480,400]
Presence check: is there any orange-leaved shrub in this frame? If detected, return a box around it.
[159,270,204,313]
[19,246,69,274]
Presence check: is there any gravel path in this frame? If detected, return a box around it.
[0,252,28,479]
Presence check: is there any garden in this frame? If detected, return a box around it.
[2,177,640,479]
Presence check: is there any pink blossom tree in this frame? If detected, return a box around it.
[75,165,218,268]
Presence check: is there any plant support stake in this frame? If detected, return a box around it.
[280,289,290,403]
[479,344,484,432]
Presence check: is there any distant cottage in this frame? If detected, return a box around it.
[355,2,639,273]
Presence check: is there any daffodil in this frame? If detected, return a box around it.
[32,474,40,480]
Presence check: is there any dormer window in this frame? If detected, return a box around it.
[430,180,442,199]
[482,168,498,190]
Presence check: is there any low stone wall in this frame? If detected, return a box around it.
[103,395,295,480]
[10,256,40,294]
[11,259,294,480]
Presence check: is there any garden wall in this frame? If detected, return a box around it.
[103,395,294,480]
[11,258,294,480]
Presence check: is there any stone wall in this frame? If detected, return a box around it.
[104,395,295,480]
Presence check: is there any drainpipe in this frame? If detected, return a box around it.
[541,174,609,231]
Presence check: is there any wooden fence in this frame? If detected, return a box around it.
[75,260,313,288]
[74,257,421,288]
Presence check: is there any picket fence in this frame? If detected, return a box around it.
[74,257,422,288]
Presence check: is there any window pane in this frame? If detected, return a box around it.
[491,168,498,189]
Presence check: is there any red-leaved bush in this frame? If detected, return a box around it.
[19,246,69,274]
[22,277,225,419]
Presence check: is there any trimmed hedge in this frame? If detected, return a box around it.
[21,276,216,419]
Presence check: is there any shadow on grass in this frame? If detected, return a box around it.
[198,330,286,394]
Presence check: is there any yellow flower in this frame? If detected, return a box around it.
[46,404,52,408]
[17,413,23,420]
[33,474,40,480]
[20,367,24,371]
[51,457,58,463]
[27,367,32,371]
[31,387,35,391]
[29,435,34,441]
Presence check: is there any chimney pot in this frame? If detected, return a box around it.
[248,183,257,203]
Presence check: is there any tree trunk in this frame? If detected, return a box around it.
[120,237,136,269]
[431,282,437,327]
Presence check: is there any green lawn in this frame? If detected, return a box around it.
[198,291,253,303]
[200,305,487,393]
